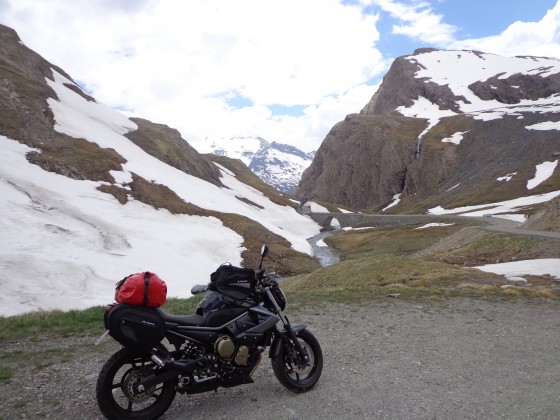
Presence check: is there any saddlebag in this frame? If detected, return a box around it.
[105,304,166,352]
[115,271,167,308]
[210,264,256,300]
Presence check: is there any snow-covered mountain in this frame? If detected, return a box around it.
[297,48,560,216]
[196,137,315,194]
[0,24,320,316]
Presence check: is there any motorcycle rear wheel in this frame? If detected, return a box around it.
[271,328,323,393]
[96,348,177,420]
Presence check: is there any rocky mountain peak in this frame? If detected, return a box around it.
[297,49,560,215]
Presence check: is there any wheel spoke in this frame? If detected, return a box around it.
[111,382,121,390]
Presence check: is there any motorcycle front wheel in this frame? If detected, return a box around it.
[96,348,177,420]
[271,328,323,393]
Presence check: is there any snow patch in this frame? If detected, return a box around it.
[306,201,329,213]
[429,190,560,218]
[415,223,455,229]
[330,218,341,228]
[526,121,560,131]
[110,170,133,185]
[442,131,468,145]
[497,172,517,182]
[382,193,402,212]
[315,239,328,247]
[474,259,560,281]
[527,160,558,190]
[445,183,460,192]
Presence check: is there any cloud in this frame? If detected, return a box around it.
[371,0,560,60]
[1,0,559,153]
[372,0,457,45]
[449,2,560,59]
[0,0,385,151]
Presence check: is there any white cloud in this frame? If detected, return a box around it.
[372,0,457,44]
[1,0,559,153]
[0,0,384,152]
[449,2,560,59]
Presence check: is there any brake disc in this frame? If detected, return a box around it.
[122,369,156,403]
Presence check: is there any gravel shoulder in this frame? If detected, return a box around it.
[1,297,559,419]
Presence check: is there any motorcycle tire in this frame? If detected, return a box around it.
[271,328,323,393]
[96,348,177,420]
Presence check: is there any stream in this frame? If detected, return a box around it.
[307,229,340,266]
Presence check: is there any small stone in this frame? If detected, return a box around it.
[507,276,528,285]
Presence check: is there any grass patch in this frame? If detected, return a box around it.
[429,232,560,265]
[325,224,462,260]
[282,254,499,292]
[0,366,13,381]
[0,296,206,340]
[0,306,106,340]
[283,223,560,302]
[27,136,126,182]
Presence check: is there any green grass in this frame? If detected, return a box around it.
[0,306,106,340]
[0,296,204,340]
[429,232,560,265]
[282,254,499,292]
[0,366,13,381]
[325,224,462,260]
[285,222,560,303]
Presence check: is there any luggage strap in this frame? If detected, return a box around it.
[143,272,150,306]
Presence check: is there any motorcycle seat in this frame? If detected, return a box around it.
[156,310,205,327]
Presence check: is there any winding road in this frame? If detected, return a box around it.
[307,212,560,241]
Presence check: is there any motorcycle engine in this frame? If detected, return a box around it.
[215,336,235,360]
[214,336,250,366]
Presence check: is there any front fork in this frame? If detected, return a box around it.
[264,288,310,367]
[270,324,310,368]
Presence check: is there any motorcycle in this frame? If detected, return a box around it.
[95,245,323,420]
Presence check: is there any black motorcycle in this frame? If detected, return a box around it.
[95,245,323,420]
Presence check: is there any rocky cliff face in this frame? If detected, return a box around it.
[522,196,560,231]
[297,49,560,214]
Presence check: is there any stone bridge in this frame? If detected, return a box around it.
[307,212,472,229]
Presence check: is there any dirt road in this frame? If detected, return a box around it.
[1,297,559,419]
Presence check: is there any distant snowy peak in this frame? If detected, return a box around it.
[197,136,315,194]
[197,136,264,166]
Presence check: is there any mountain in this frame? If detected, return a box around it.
[0,24,320,316]
[196,137,315,194]
[296,48,560,220]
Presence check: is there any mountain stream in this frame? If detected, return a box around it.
[307,229,340,266]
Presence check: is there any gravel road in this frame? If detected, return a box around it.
[1,297,559,419]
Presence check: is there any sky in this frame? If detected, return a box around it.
[1,0,560,152]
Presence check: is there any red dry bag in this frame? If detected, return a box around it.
[114,272,167,308]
